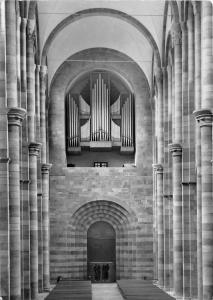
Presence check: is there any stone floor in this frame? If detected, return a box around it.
[36,285,55,300]
[92,283,124,300]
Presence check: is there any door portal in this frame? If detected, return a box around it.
[87,221,116,282]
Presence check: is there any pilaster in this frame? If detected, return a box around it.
[153,163,164,288]
[41,163,52,291]
[8,107,26,300]
[193,109,213,300]
[169,143,183,299]
[40,66,48,164]
[155,68,164,164]
[29,142,41,300]
[171,22,182,144]
[27,20,36,143]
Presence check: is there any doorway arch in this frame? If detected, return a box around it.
[87,221,116,282]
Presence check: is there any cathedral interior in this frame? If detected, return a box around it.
[0,1,213,300]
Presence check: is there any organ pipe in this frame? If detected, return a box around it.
[91,73,110,141]
[66,73,134,152]
[67,95,80,148]
[121,94,133,147]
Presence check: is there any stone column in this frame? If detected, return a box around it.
[35,65,41,141]
[153,164,164,288]
[167,64,173,293]
[42,163,52,291]
[8,108,26,300]
[162,67,170,291]
[193,110,213,300]
[5,0,17,108]
[194,3,202,299]
[16,16,21,107]
[201,1,213,110]
[40,66,47,164]
[27,20,36,143]
[22,179,30,300]
[169,143,183,299]
[0,1,10,298]
[35,63,43,291]
[171,22,182,143]
[29,142,41,300]
[153,165,158,282]
[187,5,197,299]
[0,157,10,299]
[194,3,213,300]
[20,17,27,109]
[180,20,191,300]
[155,68,164,163]
[37,191,43,292]
[20,16,31,300]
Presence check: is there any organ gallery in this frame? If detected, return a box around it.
[0,1,213,300]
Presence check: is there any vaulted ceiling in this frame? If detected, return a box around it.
[36,1,170,88]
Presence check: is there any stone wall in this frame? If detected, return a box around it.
[48,47,154,281]
[49,166,153,280]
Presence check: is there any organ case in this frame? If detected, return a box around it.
[66,72,134,154]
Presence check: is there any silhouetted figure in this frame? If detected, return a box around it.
[105,264,109,280]
[97,264,101,281]
[102,264,109,280]
[94,264,99,281]
[57,276,62,283]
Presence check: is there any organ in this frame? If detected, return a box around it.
[66,71,134,154]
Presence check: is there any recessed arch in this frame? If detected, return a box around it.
[49,47,152,169]
[66,67,134,96]
[41,8,161,67]
[49,200,139,280]
[49,47,150,101]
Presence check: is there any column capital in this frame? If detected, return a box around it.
[166,63,172,75]
[21,17,27,24]
[40,65,48,84]
[17,16,21,26]
[193,109,213,127]
[180,21,187,34]
[20,17,27,31]
[169,143,182,156]
[155,67,163,85]
[164,194,173,199]
[193,2,201,16]
[20,179,31,185]
[152,163,163,173]
[35,64,40,73]
[27,19,36,43]
[41,163,52,174]
[171,22,182,46]
[0,157,10,163]
[29,142,41,156]
[8,107,26,126]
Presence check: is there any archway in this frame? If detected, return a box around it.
[87,221,116,282]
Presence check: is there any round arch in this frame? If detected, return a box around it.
[49,200,138,280]
[41,8,161,67]
[87,221,116,282]
[48,47,152,169]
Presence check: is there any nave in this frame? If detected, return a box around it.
[1,1,213,300]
